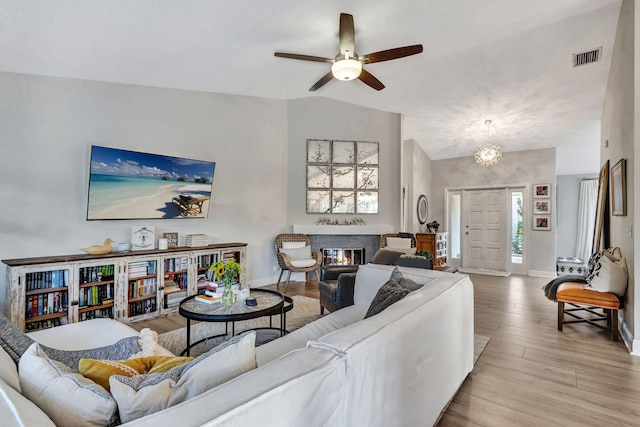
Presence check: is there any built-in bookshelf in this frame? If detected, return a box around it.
[3,243,247,332]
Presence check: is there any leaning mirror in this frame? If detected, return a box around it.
[417,194,429,225]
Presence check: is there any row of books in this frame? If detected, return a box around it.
[26,291,68,318]
[164,289,188,308]
[129,299,156,317]
[128,278,156,298]
[79,308,113,321]
[79,284,113,307]
[128,261,157,279]
[164,257,189,273]
[196,254,216,269]
[26,316,68,331]
[79,265,115,284]
[164,274,188,290]
[25,270,68,291]
[186,234,208,247]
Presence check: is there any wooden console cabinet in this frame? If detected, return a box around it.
[416,232,448,269]
[3,243,246,332]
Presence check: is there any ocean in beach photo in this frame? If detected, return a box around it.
[87,175,212,220]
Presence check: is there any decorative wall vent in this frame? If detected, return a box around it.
[573,47,602,67]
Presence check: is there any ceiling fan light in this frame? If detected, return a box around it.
[331,59,362,80]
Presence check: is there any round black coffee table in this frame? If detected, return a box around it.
[178,288,293,356]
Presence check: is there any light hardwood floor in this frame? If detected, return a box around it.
[136,274,640,426]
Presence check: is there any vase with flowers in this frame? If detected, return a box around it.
[208,258,242,306]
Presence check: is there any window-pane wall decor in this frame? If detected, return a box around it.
[306,139,379,214]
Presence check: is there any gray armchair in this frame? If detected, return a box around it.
[318,265,359,314]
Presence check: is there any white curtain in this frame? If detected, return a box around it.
[575,179,598,260]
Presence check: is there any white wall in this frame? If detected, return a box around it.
[601,0,636,348]
[431,148,557,275]
[0,72,289,313]
[286,97,402,229]
[555,121,601,175]
[402,139,432,234]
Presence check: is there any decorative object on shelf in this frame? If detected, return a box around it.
[417,194,429,225]
[474,120,502,167]
[131,226,155,251]
[426,221,440,233]
[306,139,379,214]
[315,217,366,225]
[158,239,169,250]
[117,242,130,253]
[209,259,242,306]
[80,238,114,255]
[610,159,627,216]
[163,232,179,248]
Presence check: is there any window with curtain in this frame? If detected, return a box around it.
[575,179,598,260]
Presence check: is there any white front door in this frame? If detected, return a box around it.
[463,189,507,271]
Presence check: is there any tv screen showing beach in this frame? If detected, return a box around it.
[87,146,216,220]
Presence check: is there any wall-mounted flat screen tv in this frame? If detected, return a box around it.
[87,145,216,220]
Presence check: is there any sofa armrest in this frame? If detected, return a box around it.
[335,273,356,308]
[320,265,359,281]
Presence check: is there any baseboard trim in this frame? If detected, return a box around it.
[528,270,556,278]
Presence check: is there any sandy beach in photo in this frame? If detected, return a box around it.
[90,183,211,219]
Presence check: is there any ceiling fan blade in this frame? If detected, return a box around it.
[274,52,333,63]
[358,69,385,91]
[339,13,355,55]
[309,71,335,91]
[361,44,423,64]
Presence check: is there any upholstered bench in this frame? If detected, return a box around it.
[556,282,620,341]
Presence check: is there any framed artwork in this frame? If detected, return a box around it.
[533,216,551,231]
[533,183,551,198]
[131,226,155,251]
[533,200,551,214]
[306,139,379,214]
[163,232,178,248]
[610,159,627,216]
[593,160,610,251]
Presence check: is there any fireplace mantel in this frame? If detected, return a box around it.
[293,224,394,235]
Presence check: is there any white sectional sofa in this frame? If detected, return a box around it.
[1,264,474,427]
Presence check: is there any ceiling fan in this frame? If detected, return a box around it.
[275,13,423,91]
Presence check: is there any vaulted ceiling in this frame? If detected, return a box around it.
[0,0,622,160]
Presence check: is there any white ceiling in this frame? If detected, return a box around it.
[0,0,622,160]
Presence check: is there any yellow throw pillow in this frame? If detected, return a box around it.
[79,356,193,391]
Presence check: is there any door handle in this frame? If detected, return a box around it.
[465,232,469,235]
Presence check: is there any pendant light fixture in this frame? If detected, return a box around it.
[475,120,502,167]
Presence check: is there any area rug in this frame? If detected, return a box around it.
[158,295,492,361]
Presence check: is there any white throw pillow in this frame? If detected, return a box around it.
[290,259,318,268]
[281,241,306,249]
[19,343,118,427]
[279,245,312,261]
[385,237,416,255]
[586,253,628,296]
[0,345,20,392]
[110,331,257,423]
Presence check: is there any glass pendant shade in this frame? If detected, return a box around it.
[331,59,362,80]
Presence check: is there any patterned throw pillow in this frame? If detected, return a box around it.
[364,268,424,318]
[79,355,193,391]
[585,251,628,296]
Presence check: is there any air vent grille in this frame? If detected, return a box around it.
[573,47,602,67]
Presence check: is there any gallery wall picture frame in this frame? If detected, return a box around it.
[610,158,627,216]
[533,200,551,215]
[533,183,551,198]
[533,216,551,231]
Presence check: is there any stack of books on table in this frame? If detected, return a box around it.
[195,294,220,304]
[185,234,208,247]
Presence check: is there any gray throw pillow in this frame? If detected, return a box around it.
[371,249,404,265]
[0,313,35,363]
[389,266,424,292]
[364,279,410,318]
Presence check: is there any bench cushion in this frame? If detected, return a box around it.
[556,282,620,309]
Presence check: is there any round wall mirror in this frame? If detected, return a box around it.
[417,194,429,224]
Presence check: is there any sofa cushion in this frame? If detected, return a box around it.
[110,331,257,423]
[78,355,193,391]
[255,304,367,367]
[19,343,118,427]
[0,377,56,427]
[0,345,20,392]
